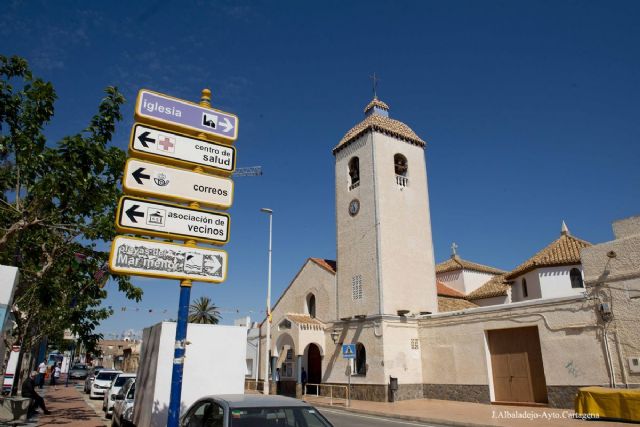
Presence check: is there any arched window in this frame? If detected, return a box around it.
[348,157,360,189]
[394,154,408,176]
[522,278,528,298]
[570,268,584,288]
[307,294,316,318]
[355,343,367,375]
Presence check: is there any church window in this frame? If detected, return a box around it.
[307,294,316,318]
[570,268,584,288]
[348,157,360,190]
[355,343,367,375]
[352,275,363,301]
[394,154,408,187]
[410,339,419,350]
[522,278,528,298]
[278,319,292,330]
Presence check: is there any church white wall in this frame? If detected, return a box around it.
[335,135,382,318]
[257,259,336,381]
[472,295,509,307]
[372,133,438,315]
[539,265,585,299]
[510,270,542,302]
[582,215,640,387]
[461,270,497,294]
[436,270,464,294]
[420,296,611,391]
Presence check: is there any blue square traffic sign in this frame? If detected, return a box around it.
[342,344,356,359]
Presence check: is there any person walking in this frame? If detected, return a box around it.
[22,371,51,417]
[37,361,47,389]
[301,367,307,394]
[50,363,61,389]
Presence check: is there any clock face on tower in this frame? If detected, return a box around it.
[349,199,360,217]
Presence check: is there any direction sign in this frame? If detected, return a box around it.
[134,89,239,143]
[109,236,227,283]
[123,159,234,209]
[116,196,230,245]
[342,344,356,359]
[129,123,236,175]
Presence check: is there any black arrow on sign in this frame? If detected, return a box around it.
[138,131,155,148]
[125,204,144,223]
[132,167,150,185]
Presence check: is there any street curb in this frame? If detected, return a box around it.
[310,401,500,427]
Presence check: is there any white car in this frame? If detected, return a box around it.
[90,369,122,399]
[103,372,136,417]
[111,378,136,427]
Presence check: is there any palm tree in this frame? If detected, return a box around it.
[188,296,222,324]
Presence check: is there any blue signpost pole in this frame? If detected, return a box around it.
[166,88,214,427]
[167,281,191,427]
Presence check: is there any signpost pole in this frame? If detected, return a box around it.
[166,89,212,427]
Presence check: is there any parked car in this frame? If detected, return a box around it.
[68,363,89,380]
[180,394,333,427]
[90,369,122,399]
[111,378,135,427]
[84,366,105,393]
[103,373,136,417]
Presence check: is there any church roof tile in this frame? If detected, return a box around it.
[505,233,591,279]
[334,106,425,154]
[467,274,510,300]
[436,281,466,298]
[310,258,336,274]
[438,296,478,312]
[435,256,506,275]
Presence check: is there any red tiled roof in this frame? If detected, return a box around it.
[310,258,336,274]
[436,281,466,298]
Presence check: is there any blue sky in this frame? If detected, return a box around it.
[4,0,639,338]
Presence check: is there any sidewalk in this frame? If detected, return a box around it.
[305,395,632,427]
[1,383,106,427]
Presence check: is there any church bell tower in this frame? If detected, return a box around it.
[334,96,438,318]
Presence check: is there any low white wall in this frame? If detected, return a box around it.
[134,322,247,427]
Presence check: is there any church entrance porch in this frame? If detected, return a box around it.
[487,326,548,404]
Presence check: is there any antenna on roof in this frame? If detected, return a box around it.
[561,221,570,236]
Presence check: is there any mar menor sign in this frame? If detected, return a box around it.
[123,158,233,209]
[134,89,238,144]
[115,196,230,245]
[109,235,227,283]
[129,123,236,174]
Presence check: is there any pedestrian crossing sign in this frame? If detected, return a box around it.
[342,344,356,359]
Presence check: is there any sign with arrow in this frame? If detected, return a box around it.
[129,123,236,175]
[109,235,227,283]
[134,89,238,143]
[116,196,230,245]
[123,159,233,209]
[342,344,356,359]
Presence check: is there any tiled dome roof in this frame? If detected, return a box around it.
[334,105,425,154]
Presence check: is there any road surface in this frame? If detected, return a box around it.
[320,407,448,427]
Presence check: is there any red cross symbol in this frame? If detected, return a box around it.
[158,136,175,152]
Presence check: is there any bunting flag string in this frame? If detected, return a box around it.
[106,305,267,316]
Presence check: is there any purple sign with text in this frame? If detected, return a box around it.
[134,89,239,143]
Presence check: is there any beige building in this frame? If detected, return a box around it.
[255,96,640,408]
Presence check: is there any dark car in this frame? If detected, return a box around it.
[68,363,89,380]
[181,394,333,427]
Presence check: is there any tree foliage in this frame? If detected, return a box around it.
[188,296,221,324]
[0,55,142,362]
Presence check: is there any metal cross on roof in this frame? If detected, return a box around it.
[370,72,380,99]
[451,242,458,256]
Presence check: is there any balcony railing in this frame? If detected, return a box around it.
[396,175,409,187]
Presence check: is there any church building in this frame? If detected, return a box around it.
[254,95,640,408]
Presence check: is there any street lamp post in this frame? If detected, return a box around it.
[260,208,273,395]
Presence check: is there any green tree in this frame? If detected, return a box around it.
[0,55,142,389]
[188,296,222,324]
